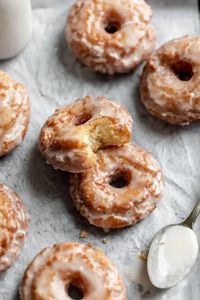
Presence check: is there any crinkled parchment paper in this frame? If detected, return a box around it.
[0,0,199,299]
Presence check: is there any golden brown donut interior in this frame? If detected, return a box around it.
[83,117,131,153]
[67,99,131,153]
[65,95,131,153]
[46,116,131,171]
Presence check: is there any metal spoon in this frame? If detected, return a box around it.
[147,199,200,289]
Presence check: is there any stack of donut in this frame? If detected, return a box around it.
[20,1,163,298]
[39,95,164,230]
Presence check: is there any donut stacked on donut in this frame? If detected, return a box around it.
[140,36,200,125]
[39,96,164,229]
[20,242,126,300]
[66,0,156,74]
[0,70,30,156]
[0,184,29,273]
[70,144,163,229]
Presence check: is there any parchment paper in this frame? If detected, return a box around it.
[0,1,200,299]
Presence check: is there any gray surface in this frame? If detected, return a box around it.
[0,0,200,299]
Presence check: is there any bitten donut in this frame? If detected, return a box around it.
[70,144,164,229]
[20,242,126,300]
[140,36,200,125]
[66,0,156,74]
[0,184,29,272]
[0,70,30,156]
[39,96,132,173]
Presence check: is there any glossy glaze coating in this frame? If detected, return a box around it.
[66,0,155,74]
[140,36,200,125]
[20,242,126,300]
[0,184,29,273]
[0,70,30,156]
[70,144,164,229]
[39,96,132,173]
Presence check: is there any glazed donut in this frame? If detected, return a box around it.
[20,242,126,300]
[0,184,29,272]
[70,144,164,229]
[39,96,132,173]
[140,36,200,125]
[66,0,156,74]
[0,70,30,156]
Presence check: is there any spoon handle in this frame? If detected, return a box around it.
[182,199,200,228]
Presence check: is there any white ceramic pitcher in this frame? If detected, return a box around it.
[0,0,32,59]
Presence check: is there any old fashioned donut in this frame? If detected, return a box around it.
[0,70,30,156]
[39,96,132,173]
[0,184,29,273]
[66,0,156,74]
[140,36,200,125]
[70,144,164,229]
[20,242,126,300]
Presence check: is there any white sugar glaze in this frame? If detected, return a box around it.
[147,225,199,289]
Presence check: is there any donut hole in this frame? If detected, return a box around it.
[74,113,92,126]
[171,60,193,81]
[105,21,121,34]
[66,275,86,300]
[109,170,131,188]
[67,284,84,300]
[104,10,123,34]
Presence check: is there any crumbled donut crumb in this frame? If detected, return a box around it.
[87,242,93,247]
[102,239,108,244]
[79,230,89,239]
[138,251,148,261]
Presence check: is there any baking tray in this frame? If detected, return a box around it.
[0,1,200,299]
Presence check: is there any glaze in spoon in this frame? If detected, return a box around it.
[147,199,200,289]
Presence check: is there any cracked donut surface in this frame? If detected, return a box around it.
[140,36,200,125]
[0,184,29,273]
[0,70,30,156]
[20,242,126,300]
[70,144,164,229]
[39,96,132,173]
[66,0,156,74]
